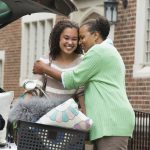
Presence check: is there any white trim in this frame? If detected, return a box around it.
[51,64,77,71]
[61,72,66,88]
[72,0,102,10]
[39,57,80,71]
[108,25,115,41]
[22,13,56,22]
[133,0,150,78]
[79,7,103,24]
[46,86,76,94]
[71,6,103,24]
[0,51,5,88]
[71,0,103,23]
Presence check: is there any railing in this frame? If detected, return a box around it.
[128,111,150,150]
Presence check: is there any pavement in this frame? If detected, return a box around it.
[0,142,93,150]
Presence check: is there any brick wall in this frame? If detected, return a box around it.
[114,0,150,112]
[0,20,24,98]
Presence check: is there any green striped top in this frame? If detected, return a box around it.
[62,40,135,141]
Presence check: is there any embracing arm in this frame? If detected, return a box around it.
[33,60,62,81]
[33,48,101,90]
[77,95,86,114]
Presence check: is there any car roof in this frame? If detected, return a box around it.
[0,0,77,28]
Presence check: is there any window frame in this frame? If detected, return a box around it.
[20,13,56,85]
[133,0,150,78]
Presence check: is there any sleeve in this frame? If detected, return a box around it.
[62,74,84,97]
[62,49,101,89]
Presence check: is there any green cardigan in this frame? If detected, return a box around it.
[62,41,135,141]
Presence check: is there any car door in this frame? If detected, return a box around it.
[0,0,77,28]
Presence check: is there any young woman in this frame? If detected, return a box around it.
[33,16,135,150]
[9,20,85,124]
[33,19,85,109]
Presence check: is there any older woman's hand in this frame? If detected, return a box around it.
[33,60,48,75]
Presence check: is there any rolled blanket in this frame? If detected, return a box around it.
[8,96,56,123]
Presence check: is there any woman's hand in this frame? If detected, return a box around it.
[33,60,62,81]
[33,60,48,75]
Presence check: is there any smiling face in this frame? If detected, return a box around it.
[59,27,78,55]
[79,25,96,53]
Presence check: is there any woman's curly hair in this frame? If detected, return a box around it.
[49,20,82,60]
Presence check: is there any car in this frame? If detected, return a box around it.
[0,0,77,28]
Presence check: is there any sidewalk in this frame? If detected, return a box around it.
[0,143,93,150]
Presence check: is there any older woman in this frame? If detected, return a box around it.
[33,16,135,150]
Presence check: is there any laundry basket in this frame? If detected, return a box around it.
[17,121,87,150]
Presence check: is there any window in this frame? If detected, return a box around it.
[145,0,150,65]
[20,13,56,84]
[133,0,150,78]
